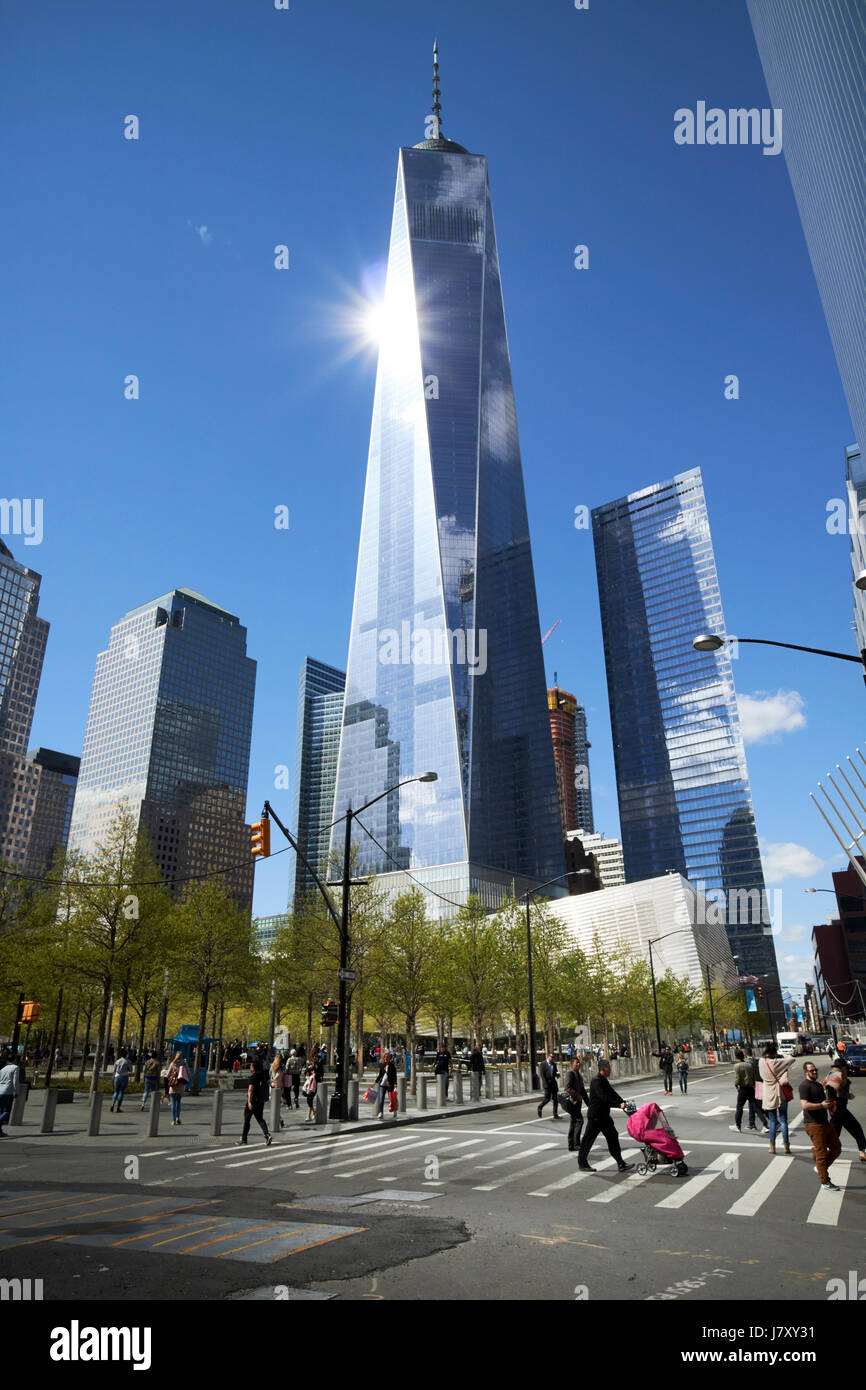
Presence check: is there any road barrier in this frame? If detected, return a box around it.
[498,1070,506,1097]
[210,1089,223,1136]
[397,1076,407,1112]
[417,1076,427,1111]
[348,1079,359,1120]
[87,1091,102,1136]
[40,1088,58,1134]
[148,1091,160,1137]
[454,1070,464,1104]
[485,1071,494,1099]
[315,1082,329,1125]
[270,1087,282,1133]
[436,1075,447,1108]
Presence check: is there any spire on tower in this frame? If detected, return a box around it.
[431,39,442,140]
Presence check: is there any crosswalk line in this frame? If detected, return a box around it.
[654,1152,738,1209]
[726,1155,791,1217]
[473,1151,577,1192]
[587,1149,681,1204]
[528,1152,622,1196]
[788,1110,804,1131]
[436,1139,519,1170]
[333,1138,439,1178]
[475,1142,557,1171]
[223,1131,418,1171]
[807,1160,851,1226]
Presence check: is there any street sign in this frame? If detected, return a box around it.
[338,969,356,982]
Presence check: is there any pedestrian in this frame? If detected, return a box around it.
[53,1047,62,1070]
[314,1047,325,1082]
[730,1048,760,1133]
[286,1049,302,1109]
[433,1040,452,1099]
[469,1045,485,1096]
[653,1044,674,1095]
[676,1051,689,1094]
[759,1042,793,1155]
[800,1059,842,1192]
[166,1051,190,1125]
[577,1062,633,1172]
[301,1064,318,1122]
[0,1050,19,1136]
[140,1053,161,1111]
[374,1050,397,1119]
[237,1059,272,1146]
[538,1051,560,1119]
[564,1056,590,1152]
[109,1049,132,1112]
[270,1052,288,1128]
[744,1047,769,1133]
[824,1058,866,1164]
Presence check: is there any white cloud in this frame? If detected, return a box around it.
[738,689,806,744]
[779,923,807,943]
[187,220,213,245]
[760,840,824,883]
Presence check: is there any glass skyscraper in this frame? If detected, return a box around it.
[68,587,256,908]
[290,657,345,910]
[330,54,563,909]
[845,444,866,653]
[747,0,866,455]
[592,468,779,986]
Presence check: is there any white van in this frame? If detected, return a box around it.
[776,1032,810,1056]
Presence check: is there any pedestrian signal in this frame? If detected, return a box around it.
[251,818,271,859]
[321,1000,339,1027]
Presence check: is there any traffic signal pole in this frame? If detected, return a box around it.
[332,807,353,1122]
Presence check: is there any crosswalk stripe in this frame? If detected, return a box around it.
[587,1150,681,1204]
[807,1160,851,1226]
[475,1142,557,1171]
[528,1152,622,1196]
[726,1155,791,1217]
[788,1111,804,1131]
[436,1139,518,1169]
[473,1151,578,1192]
[333,1138,439,1178]
[219,1131,416,1171]
[654,1152,738,1209]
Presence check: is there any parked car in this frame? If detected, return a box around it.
[839,1043,866,1076]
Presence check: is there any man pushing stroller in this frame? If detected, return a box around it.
[577,1060,634,1172]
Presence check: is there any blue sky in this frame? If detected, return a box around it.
[4,0,861,998]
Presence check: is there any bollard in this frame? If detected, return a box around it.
[454,1069,464,1104]
[315,1082,329,1125]
[210,1088,223,1137]
[10,1088,27,1127]
[348,1079,359,1121]
[417,1076,427,1111]
[397,1076,407,1113]
[87,1091,102,1136]
[485,1070,494,1100]
[148,1090,161,1138]
[498,1069,506,1097]
[436,1074,446,1109]
[470,1073,480,1103]
[41,1088,59,1134]
[270,1087,282,1134]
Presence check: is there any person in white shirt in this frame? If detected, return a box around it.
[0,1051,20,1135]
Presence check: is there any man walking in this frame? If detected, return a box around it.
[538,1051,560,1119]
[577,1061,633,1172]
[730,1048,759,1132]
[237,1059,272,1146]
[653,1044,674,1095]
[0,1051,19,1135]
[800,1060,842,1193]
[433,1040,452,1099]
[564,1056,590,1152]
[744,1046,769,1133]
[110,1049,132,1113]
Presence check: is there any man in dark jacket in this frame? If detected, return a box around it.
[237,1059,272,1146]
[564,1057,590,1152]
[538,1051,560,1119]
[433,1041,452,1098]
[577,1062,633,1171]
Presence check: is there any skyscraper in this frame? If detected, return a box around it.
[592,468,779,988]
[548,685,578,838]
[573,701,594,833]
[0,541,49,869]
[330,50,563,909]
[845,444,866,654]
[290,657,345,910]
[23,748,80,875]
[746,0,866,454]
[68,588,256,908]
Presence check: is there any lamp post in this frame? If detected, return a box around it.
[518,870,591,1089]
[330,772,438,1121]
[646,929,701,1053]
[693,631,866,676]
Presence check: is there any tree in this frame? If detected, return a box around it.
[367,889,437,1094]
[447,897,502,1047]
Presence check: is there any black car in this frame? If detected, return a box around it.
[841,1045,866,1076]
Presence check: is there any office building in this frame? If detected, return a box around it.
[573,702,594,833]
[23,748,80,875]
[568,829,625,889]
[290,658,345,910]
[811,858,866,1024]
[747,0,866,456]
[330,50,563,911]
[253,913,289,956]
[592,468,779,997]
[68,588,256,908]
[548,684,578,838]
[0,541,49,868]
[846,445,866,653]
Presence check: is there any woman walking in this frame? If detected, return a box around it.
[270,1052,287,1129]
[139,1054,161,1111]
[677,1051,690,1094]
[166,1051,190,1126]
[825,1058,866,1163]
[301,1064,317,1123]
[288,1050,302,1109]
[375,1050,397,1119]
[759,1042,792,1155]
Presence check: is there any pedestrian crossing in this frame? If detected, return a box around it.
[136,1126,864,1227]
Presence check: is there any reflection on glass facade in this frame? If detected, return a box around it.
[0,540,50,868]
[747,0,866,456]
[331,130,563,901]
[846,445,866,653]
[592,469,779,983]
[69,588,256,908]
[290,657,345,909]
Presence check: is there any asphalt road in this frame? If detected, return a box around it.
[1,1067,863,1303]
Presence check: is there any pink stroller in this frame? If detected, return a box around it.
[626,1102,688,1177]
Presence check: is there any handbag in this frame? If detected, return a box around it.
[754,1080,764,1101]
[388,1089,398,1113]
[362,1086,375,1102]
[781,1081,794,1103]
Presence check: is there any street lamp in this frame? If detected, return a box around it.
[693,631,866,673]
[646,930,695,1054]
[330,772,438,1121]
[518,870,592,1090]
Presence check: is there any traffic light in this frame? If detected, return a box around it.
[250,817,271,859]
[321,1000,340,1027]
[757,986,764,1001]
[20,1002,40,1023]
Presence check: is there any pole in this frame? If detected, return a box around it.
[44,987,63,1089]
[526,897,539,1090]
[706,966,717,1049]
[268,979,276,1057]
[649,942,662,1053]
[155,971,170,1062]
[332,806,353,1121]
[9,992,24,1057]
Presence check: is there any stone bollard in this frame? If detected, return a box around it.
[454,1070,464,1104]
[270,1087,282,1134]
[148,1090,161,1138]
[9,1088,27,1127]
[348,1079,359,1121]
[41,1089,59,1134]
[436,1074,447,1109]
[87,1091,102,1136]
[485,1070,494,1100]
[315,1083,329,1125]
[470,1073,480,1103]
[397,1076,407,1113]
[498,1070,506,1097]
[210,1088,223,1137]
[417,1076,427,1111]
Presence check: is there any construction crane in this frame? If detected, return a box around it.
[541,618,562,646]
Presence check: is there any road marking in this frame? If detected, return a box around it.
[807,1161,851,1226]
[139,1151,173,1159]
[528,1152,622,1196]
[654,1152,738,1209]
[333,1138,437,1178]
[586,1150,679,1204]
[726,1156,792,1217]
[698,1106,731,1117]
[788,1110,804,1131]
[473,1152,576,1192]
[475,1142,557,1171]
